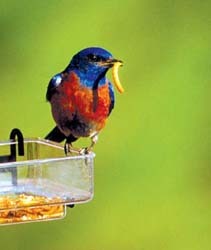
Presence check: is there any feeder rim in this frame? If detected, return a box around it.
[0,138,95,168]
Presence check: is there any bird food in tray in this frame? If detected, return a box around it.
[0,138,94,225]
[0,194,65,224]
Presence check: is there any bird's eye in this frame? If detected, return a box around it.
[87,54,100,62]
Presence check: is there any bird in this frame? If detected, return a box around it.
[45,47,124,154]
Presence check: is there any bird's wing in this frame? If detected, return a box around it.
[108,81,115,115]
[46,73,63,101]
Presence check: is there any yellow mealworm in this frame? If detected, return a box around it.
[112,62,124,93]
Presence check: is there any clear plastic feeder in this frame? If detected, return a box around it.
[0,137,94,225]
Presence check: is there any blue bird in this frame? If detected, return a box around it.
[45,47,124,153]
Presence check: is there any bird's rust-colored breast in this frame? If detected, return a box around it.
[59,72,111,129]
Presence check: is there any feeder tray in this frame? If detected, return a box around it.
[0,129,94,225]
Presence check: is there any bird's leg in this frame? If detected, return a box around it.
[64,134,80,155]
[90,133,98,149]
[64,142,82,155]
[82,133,98,154]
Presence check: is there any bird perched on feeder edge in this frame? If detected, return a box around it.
[45,47,124,154]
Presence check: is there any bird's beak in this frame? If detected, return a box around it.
[100,58,123,67]
[99,59,124,93]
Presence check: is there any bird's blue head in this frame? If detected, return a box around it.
[66,47,122,88]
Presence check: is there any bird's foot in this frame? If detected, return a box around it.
[64,133,98,155]
[82,133,98,153]
[64,143,90,155]
[64,142,82,155]
[78,147,90,155]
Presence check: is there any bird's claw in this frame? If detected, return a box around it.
[64,142,81,155]
[78,147,90,155]
[64,133,98,155]
[64,143,91,155]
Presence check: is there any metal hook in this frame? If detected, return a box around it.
[9,128,24,161]
[0,128,25,185]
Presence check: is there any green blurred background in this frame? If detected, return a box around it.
[0,0,211,249]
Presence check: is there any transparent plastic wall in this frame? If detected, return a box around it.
[0,139,94,225]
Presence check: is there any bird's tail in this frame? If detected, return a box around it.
[45,126,78,143]
[45,126,66,142]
